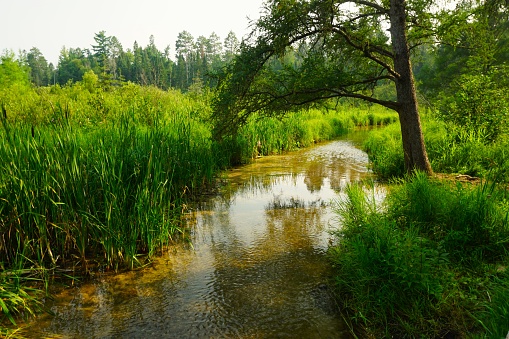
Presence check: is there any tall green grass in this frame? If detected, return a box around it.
[234,105,397,164]
[363,116,509,182]
[0,80,398,327]
[329,173,509,337]
[0,104,219,327]
[0,115,217,271]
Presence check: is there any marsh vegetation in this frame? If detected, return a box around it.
[2,0,509,337]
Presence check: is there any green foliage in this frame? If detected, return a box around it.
[0,78,397,327]
[329,174,509,337]
[417,0,509,99]
[364,115,509,182]
[476,269,509,339]
[0,53,31,88]
[414,1,509,150]
[0,269,46,327]
[387,173,509,265]
[44,30,242,91]
[437,70,509,142]
[423,119,509,182]
[238,109,348,159]
[232,105,396,164]
[0,82,218,326]
[426,123,491,177]
[212,0,427,137]
[0,118,212,271]
[363,122,406,179]
[26,47,52,87]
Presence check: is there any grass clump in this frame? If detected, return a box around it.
[329,173,509,338]
[0,269,46,327]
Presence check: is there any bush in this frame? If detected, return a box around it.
[437,71,509,142]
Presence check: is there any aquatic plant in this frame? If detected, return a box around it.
[0,79,397,328]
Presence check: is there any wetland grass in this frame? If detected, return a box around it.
[0,116,217,271]
[0,109,219,327]
[329,173,509,338]
[0,80,398,329]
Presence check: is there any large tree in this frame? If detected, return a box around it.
[175,30,196,88]
[223,31,240,63]
[26,47,51,86]
[0,51,31,87]
[213,0,441,174]
[57,47,88,84]
[92,30,111,70]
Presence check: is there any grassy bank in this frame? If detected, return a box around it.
[334,112,509,337]
[364,116,509,182]
[0,113,218,331]
[329,173,509,338]
[0,81,397,332]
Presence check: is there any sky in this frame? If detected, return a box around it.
[2,0,266,65]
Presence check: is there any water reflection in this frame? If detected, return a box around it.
[21,136,375,338]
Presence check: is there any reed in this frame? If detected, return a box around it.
[0,110,216,273]
[0,268,46,326]
[1,80,398,327]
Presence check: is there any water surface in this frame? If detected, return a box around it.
[23,133,376,338]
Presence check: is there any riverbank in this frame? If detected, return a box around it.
[0,81,397,335]
[329,172,509,338]
[7,135,375,338]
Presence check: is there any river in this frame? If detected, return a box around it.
[21,130,377,338]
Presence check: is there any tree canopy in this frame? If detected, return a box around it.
[212,0,464,173]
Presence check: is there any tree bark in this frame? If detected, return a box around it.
[389,0,433,175]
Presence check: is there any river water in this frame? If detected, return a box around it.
[21,131,376,338]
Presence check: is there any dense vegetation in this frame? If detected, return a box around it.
[2,0,509,337]
[0,70,396,334]
[330,175,509,338]
[4,29,240,91]
[326,1,509,336]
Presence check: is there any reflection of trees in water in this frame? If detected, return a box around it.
[222,140,371,198]
[328,165,368,191]
[203,206,340,337]
[265,195,327,209]
[303,161,327,192]
[26,139,368,338]
[303,158,369,193]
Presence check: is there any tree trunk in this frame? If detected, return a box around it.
[389,0,433,175]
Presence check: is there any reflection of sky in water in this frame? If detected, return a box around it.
[197,139,376,252]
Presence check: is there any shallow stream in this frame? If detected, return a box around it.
[22,131,376,338]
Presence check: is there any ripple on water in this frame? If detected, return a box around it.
[20,137,374,338]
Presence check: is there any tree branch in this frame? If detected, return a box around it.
[331,27,399,78]
[349,0,388,13]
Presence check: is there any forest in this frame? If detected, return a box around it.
[3,30,240,91]
[1,0,509,337]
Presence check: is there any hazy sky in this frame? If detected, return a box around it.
[2,0,265,65]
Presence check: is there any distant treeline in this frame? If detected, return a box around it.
[3,30,242,91]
